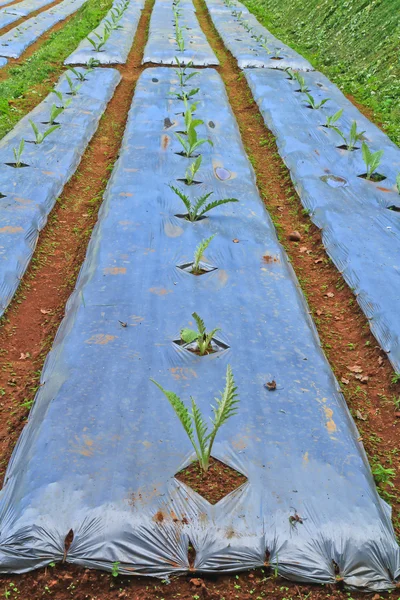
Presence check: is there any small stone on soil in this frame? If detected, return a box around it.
[288,230,302,241]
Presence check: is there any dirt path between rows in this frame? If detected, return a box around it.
[0,0,399,598]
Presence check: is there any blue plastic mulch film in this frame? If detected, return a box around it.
[0,0,88,59]
[0,66,398,591]
[0,57,6,68]
[204,0,312,70]
[65,0,145,66]
[0,67,121,316]
[243,67,400,374]
[143,0,218,65]
[0,0,56,28]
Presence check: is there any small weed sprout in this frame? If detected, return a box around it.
[185,155,202,185]
[372,463,395,488]
[151,365,238,473]
[12,139,25,168]
[304,92,330,110]
[391,372,400,384]
[333,120,365,151]
[29,120,60,144]
[191,234,215,274]
[324,108,343,128]
[180,312,220,355]
[293,72,309,93]
[170,186,238,222]
[66,75,82,96]
[361,142,384,180]
[111,561,120,577]
[396,174,400,195]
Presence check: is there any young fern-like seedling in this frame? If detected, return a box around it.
[361,142,384,180]
[294,72,309,93]
[304,92,330,110]
[29,120,60,144]
[333,120,365,151]
[191,234,215,274]
[170,185,238,222]
[185,155,202,185]
[12,139,25,168]
[175,111,212,158]
[324,108,343,128]
[180,312,220,355]
[151,365,238,473]
[66,75,82,96]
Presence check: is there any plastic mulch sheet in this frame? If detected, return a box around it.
[244,67,400,373]
[65,0,145,66]
[0,0,88,59]
[143,0,218,65]
[0,67,398,591]
[0,58,6,67]
[0,0,56,28]
[0,67,121,316]
[204,0,312,70]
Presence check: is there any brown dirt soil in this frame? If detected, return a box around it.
[175,456,247,504]
[0,0,399,598]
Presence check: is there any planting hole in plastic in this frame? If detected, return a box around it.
[175,152,201,158]
[264,549,271,568]
[320,174,348,188]
[188,540,196,571]
[175,213,207,221]
[388,205,400,213]
[63,529,74,563]
[177,261,217,275]
[337,145,359,152]
[215,167,231,181]
[177,178,202,186]
[5,162,29,169]
[173,337,229,355]
[358,173,387,183]
[0,193,5,199]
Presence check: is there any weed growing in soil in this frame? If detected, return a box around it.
[170,185,238,221]
[361,142,384,180]
[303,92,329,110]
[324,108,343,128]
[333,120,365,151]
[185,155,202,184]
[180,312,220,354]
[111,561,120,577]
[151,365,238,472]
[29,120,60,144]
[12,139,25,168]
[191,234,215,274]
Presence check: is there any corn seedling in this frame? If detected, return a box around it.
[174,57,198,87]
[260,40,271,54]
[180,312,220,355]
[284,67,295,80]
[172,87,199,102]
[170,185,238,221]
[66,75,82,96]
[333,121,365,151]
[176,26,185,52]
[324,108,343,128]
[49,103,64,125]
[396,174,400,194]
[175,109,212,157]
[151,365,238,473]
[304,92,330,110]
[191,235,215,274]
[87,26,111,52]
[68,66,92,82]
[12,139,25,168]
[29,120,60,144]
[185,155,202,185]
[86,58,100,69]
[361,142,384,180]
[294,72,309,93]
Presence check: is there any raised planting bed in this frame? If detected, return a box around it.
[0,0,57,28]
[0,67,397,591]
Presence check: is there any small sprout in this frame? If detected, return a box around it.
[303,92,330,110]
[111,561,120,577]
[293,72,309,93]
[185,155,202,185]
[191,234,215,274]
[333,120,365,151]
[174,56,199,86]
[172,87,199,102]
[396,174,400,195]
[49,103,64,125]
[12,139,25,168]
[68,66,92,81]
[151,365,239,473]
[180,312,220,355]
[66,75,82,96]
[170,185,238,222]
[86,57,100,68]
[324,108,343,128]
[361,142,384,180]
[284,67,295,79]
[29,120,60,144]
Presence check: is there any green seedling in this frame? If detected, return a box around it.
[68,66,92,82]
[65,75,82,96]
[372,463,395,488]
[172,87,199,102]
[293,72,309,93]
[191,234,215,274]
[88,26,111,52]
[396,174,400,194]
[151,365,238,472]
[260,40,271,54]
[49,103,64,125]
[29,120,60,144]
[180,312,220,355]
[272,47,282,58]
[284,67,295,80]
[304,92,330,110]
[170,185,238,222]
[333,120,365,151]
[111,561,120,577]
[176,27,185,52]
[174,56,199,86]
[86,58,100,69]
[175,107,212,158]
[324,108,343,128]
[12,139,25,168]
[361,142,384,180]
[185,155,202,185]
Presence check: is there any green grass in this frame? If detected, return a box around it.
[0,0,113,140]
[242,0,400,146]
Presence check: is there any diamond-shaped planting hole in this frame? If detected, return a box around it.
[0,193,6,199]
[177,261,217,276]
[173,337,229,356]
[175,213,207,222]
[175,457,247,504]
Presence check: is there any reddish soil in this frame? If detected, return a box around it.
[0,0,399,597]
[175,457,247,504]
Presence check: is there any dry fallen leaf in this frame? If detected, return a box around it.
[378,356,384,365]
[316,310,322,316]
[40,309,51,314]
[264,380,277,391]
[355,374,369,383]
[347,365,363,373]
[299,246,308,253]
[326,292,334,298]
[19,352,30,360]
[341,378,350,385]
[314,258,323,264]
[355,410,366,421]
